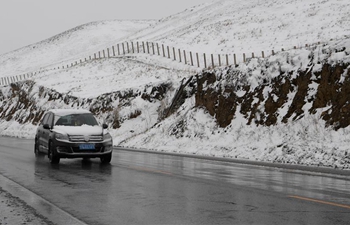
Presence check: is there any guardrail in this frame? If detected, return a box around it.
[0,39,329,87]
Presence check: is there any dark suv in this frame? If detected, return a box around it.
[34,109,113,164]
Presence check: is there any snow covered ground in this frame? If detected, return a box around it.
[1,0,350,169]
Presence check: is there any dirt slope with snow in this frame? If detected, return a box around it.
[120,39,350,169]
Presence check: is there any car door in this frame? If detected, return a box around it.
[38,113,49,152]
[41,112,54,153]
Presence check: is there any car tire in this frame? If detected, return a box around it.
[34,139,43,157]
[49,142,60,164]
[100,153,112,164]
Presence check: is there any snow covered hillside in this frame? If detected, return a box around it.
[31,56,197,98]
[122,0,350,54]
[0,20,154,77]
[1,0,350,169]
[1,0,350,79]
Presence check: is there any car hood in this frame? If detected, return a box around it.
[53,125,103,136]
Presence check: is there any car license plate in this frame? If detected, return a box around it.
[79,144,95,150]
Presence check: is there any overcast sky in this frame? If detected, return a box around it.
[0,0,212,55]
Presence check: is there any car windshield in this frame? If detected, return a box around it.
[54,113,99,127]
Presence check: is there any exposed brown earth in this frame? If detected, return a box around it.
[195,62,350,129]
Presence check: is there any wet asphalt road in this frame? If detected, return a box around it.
[0,136,349,225]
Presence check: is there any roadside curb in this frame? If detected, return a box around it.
[0,174,87,225]
[115,146,350,177]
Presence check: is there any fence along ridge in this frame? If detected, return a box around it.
[0,39,330,87]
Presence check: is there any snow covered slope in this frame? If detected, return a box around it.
[32,56,196,98]
[122,0,350,54]
[0,20,154,77]
[2,0,350,80]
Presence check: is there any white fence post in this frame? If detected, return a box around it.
[178,49,182,62]
[196,53,200,67]
[173,47,176,61]
[190,52,193,66]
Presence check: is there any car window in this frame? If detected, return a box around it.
[54,113,99,126]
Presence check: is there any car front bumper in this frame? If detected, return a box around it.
[53,139,113,159]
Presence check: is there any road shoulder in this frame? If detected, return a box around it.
[0,187,52,225]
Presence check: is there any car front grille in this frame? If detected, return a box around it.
[69,135,103,142]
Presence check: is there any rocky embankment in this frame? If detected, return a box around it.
[195,62,350,130]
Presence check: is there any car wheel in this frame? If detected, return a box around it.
[100,153,112,164]
[34,139,42,157]
[49,142,60,164]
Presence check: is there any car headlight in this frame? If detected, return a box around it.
[103,133,112,141]
[56,133,69,141]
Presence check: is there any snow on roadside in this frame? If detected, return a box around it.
[0,188,51,225]
[121,99,350,169]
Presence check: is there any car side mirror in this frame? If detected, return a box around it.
[43,124,50,129]
[102,124,108,129]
